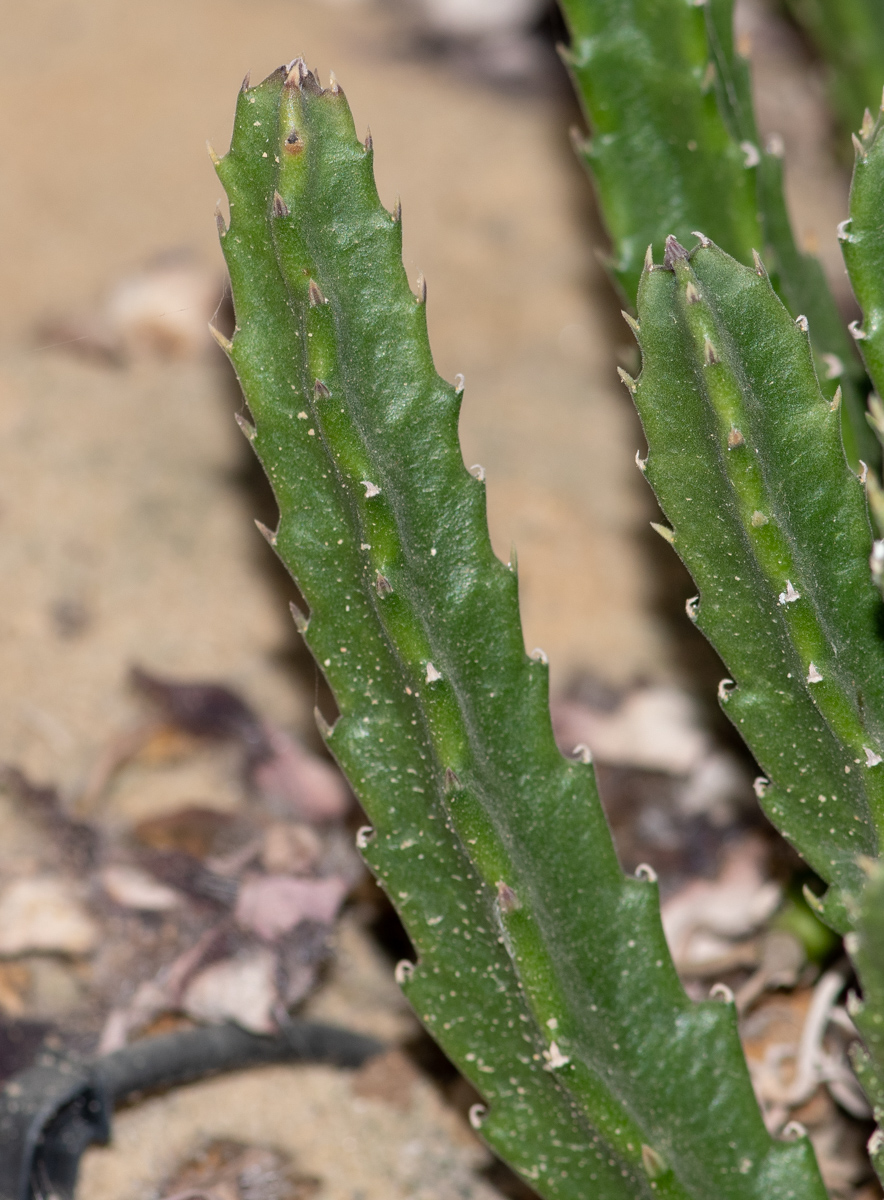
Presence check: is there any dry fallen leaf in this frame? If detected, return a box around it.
[100,864,183,912]
[661,837,781,969]
[235,875,349,942]
[252,724,350,822]
[0,877,99,957]
[182,948,279,1034]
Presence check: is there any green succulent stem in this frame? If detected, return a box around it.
[630,237,884,915]
[214,62,829,1200]
[559,0,876,468]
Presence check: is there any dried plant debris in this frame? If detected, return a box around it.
[158,1137,320,1200]
[0,670,365,1071]
[37,254,224,364]
[0,766,98,870]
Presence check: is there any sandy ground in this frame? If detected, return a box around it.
[0,1,863,1196]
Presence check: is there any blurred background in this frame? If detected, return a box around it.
[0,2,876,1198]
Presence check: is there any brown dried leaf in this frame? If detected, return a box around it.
[235,875,348,942]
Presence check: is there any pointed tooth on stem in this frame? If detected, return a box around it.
[752,249,766,276]
[288,600,309,633]
[621,310,640,337]
[664,235,689,268]
[496,881,521,914]
[641,1145,668,1181]
[468,1104,487,1131]
[215,203,228,238]
[862,107,875,140]
[363,127,372,152]
[415,274,427,304]
[740,140,760,168]
[272,191,290,218]
[308,280,327,307]
[284,58,305,88]
[684,281,700,304]
[778,581,800,605]
[650,522,675,544]
[314,379,331,399]
[314,706,335,738]
[703,337,719,365]
[394,959,414,985]
[207,141,221,167]
[728,427,745,449]
[617,367,637,393]
[644,244,654,271]
[255,520,278,547]
[635,449,647,473]
[691,230,712,247]
[710,982,734,1003]
[240,71,251,92]
[853,132,867,160]
[829,386,843,412]
[234,412,256,442]
[209,324,233,354]
[795,314,809,333]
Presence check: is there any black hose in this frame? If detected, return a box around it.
[0,1019,383,1200]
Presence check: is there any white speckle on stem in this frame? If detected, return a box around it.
[807,663,823,684]
[740,140,760,167]
[865,747,883,767]
[361,481,380,498]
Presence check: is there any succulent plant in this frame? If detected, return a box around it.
[210,1,884,1194]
